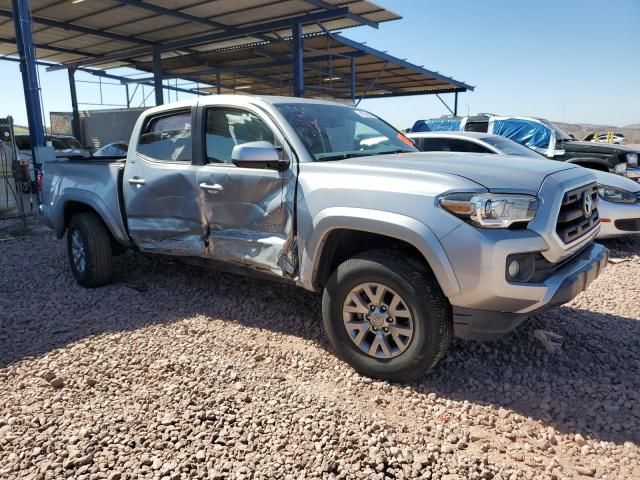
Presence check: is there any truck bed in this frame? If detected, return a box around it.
[41,157,130,244]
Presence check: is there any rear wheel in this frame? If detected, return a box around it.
[322,249,452,382]
[67,213,113,287]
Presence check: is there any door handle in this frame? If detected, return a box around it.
[127,177,146,185]
[199,182,224,193]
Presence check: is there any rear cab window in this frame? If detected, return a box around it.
[137,110,192,162]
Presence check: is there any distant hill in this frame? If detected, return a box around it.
[554,121,640,145]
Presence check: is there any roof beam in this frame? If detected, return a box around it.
[0,56,204,95]
[359,87,468,100]
[302,0,379,29]
[48,7,351,71]
[132,50,369,81]
[0,36,95,58]
[0,9,155,46]
[111,0,273,43]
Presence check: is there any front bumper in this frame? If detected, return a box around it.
[451,242,608,341]
[598,200,640,238]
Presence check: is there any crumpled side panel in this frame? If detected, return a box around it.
[125,155,297,277]
[197,168,297,277]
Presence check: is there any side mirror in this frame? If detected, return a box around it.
[231,141,289,171]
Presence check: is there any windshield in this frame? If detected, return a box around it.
[275,103,418,161]
[481,136,544,158]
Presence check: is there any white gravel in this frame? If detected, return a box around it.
[1,234,639,479]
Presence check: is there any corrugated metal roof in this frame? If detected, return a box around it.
[130,32,473,100]
[0,1,472,101]
[0,0,399,67]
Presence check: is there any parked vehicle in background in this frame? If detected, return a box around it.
[410,115,640,180]
[94,142,128,157]
[583,131,626,145]
[15,134,92,160]
[41,95,608,381]
[15,134,92,192]
[407,131,640,239]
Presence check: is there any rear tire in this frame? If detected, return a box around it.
[67,213,113,288]
[322,249,452,382]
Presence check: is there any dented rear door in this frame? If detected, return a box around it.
[123,107,205,255]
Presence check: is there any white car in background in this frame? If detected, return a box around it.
[407,131,640,239]
[93,141,129,157]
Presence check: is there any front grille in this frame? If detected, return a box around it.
[556,182,599,244]
[614,218,640,232]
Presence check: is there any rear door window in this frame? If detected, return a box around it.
[138,110,192,162]
[465,121,489,133]
[416,137,493,153]
[447,139,493,153]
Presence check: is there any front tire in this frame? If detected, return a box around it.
[322,250,452,382]
[67,213,113,288]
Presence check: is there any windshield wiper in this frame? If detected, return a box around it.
[317,150,414,162]
[315,152,372,162]
[372,149,413,155]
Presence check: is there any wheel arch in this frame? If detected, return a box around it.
[301,207,460,298]
[56,190,130,247]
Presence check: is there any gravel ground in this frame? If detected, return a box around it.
[1,234,639,480]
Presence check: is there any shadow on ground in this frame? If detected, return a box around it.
[1,236,638,447]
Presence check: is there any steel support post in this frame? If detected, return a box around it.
[454,92,458,116]
[350,57,356,102]
[216,72,221,94]
[152,46,164,106]
[11,0,46,169]
[67,68,82,141]
[292,23,304,97]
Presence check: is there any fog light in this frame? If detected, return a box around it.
[508,260,520,278]
[505,252,538,282]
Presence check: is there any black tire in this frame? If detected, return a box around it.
[21,181,31,194]
[67,213,113,288]
[322,249,452,382]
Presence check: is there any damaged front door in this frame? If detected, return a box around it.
[123,108,204,255]
[195,106,296,276]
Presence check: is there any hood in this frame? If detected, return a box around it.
[592,170,640,193]
[338,152,579,194]
[561,140,639,154]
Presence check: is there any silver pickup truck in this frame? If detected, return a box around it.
[41,95,608,381]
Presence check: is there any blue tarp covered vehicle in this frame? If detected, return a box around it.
[410,118,462,132]
[409,114,637,176]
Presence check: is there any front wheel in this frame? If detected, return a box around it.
[67,213,114,288]
[322,250,452,382]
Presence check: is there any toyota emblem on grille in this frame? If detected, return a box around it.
[583,192,593,218]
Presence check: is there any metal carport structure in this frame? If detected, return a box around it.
[1,0,473,173]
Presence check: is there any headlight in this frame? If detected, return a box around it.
[627,153,638,167]
[439,193,539,228]
[614,163,627,175]
[597,184,638,203]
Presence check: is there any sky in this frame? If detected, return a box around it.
[1,0,639,131]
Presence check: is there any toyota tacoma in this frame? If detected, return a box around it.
[41,96,608,381]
